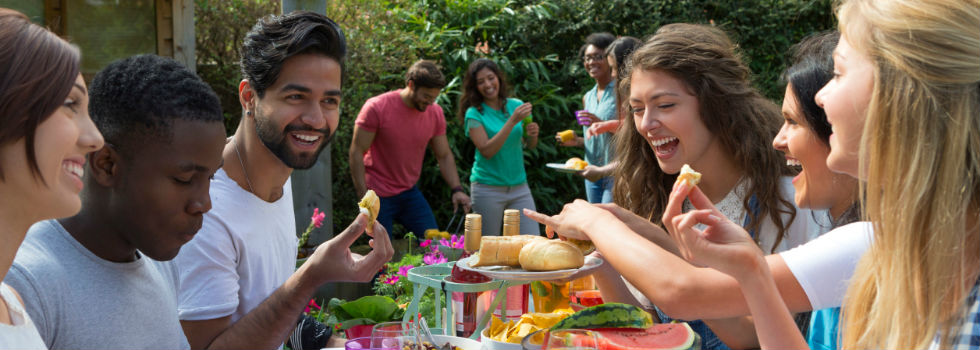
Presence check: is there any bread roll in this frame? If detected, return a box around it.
[471,235,543,267]
[358,190,380,233]
[518,239,585,271]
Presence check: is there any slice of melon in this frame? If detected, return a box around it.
[589,323,699,350]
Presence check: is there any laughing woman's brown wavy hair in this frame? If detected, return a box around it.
[613,23,796,252]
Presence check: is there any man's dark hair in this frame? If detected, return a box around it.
[89,54,222,157]
[579,32,616,58]
[405,60,446,89]
[240,11,347,98]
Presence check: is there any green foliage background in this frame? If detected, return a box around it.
[196,0,834,237]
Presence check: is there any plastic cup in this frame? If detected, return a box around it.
[575,110,592,126]
[370,322,413,349]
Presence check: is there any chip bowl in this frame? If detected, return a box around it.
[480,328,523,350]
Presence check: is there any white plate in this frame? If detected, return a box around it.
[455,255,603,282]
[325,335,481,350]
[546,163,582,174]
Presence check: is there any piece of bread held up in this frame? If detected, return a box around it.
[358,190,380,233]
[676,164,701,186]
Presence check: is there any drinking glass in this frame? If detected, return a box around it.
[370,321,413,349]
[542,329,601,350]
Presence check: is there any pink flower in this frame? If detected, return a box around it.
[398,265,414,277]
[311,208,326,228]
[420,239,431,248]
[439,238,451,248]
[384,275,400,284]
[304,299,321,313]
[423,251,448,265]
[451,235,465,249]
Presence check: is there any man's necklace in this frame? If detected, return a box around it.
[234,140,255,194]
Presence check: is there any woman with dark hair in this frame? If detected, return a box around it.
[578,36,643,169]
[706,30,859,350]
[0,8,104,348]
[557,32,619,203]
[457,58,540,236]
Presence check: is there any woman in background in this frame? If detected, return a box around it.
[458,58,540,236]
[557,32,618,204]
[0,8,104,348]
[576,36,643,184]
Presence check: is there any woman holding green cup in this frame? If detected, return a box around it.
[457,58,540,237]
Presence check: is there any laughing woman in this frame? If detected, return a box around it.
[532,23,826,350]
[458,58,541,236]
[0,8,104,348]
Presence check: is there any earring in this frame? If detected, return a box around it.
[246,111,253,116]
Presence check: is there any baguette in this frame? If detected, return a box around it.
[518,239,585,271]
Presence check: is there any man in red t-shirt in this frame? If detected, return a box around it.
[349,60,471,237]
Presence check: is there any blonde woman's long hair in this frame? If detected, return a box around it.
[838,0,980,348]
[612,23,796,252]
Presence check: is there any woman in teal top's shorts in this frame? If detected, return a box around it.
[456,58,540,236]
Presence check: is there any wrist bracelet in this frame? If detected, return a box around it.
[451,186,465,194]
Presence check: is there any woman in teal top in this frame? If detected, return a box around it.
[557,32,618,204]
[457,58,540,236]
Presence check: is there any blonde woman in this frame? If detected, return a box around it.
[664,0,980,348]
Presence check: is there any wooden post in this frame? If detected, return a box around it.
[280,0,334,246]
[281,0,326,14]
[172,0,196,73]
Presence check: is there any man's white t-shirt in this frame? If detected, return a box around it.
[779,221,874,310]
[175,168,297,323]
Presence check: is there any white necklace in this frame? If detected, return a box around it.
[233,140,255,193]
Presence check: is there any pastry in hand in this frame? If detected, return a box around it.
[471,235,544,267]
[358,190,380,233]
[676,164,701,186]
[518,239,585,271]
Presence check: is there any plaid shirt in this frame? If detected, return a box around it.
[930,280,980,349]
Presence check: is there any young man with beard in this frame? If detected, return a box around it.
[4,55,226,349]
[349,60,471,237]
[173,11,394,350]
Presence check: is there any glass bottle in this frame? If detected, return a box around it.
[449,213,491,337]
[491,209,530,321]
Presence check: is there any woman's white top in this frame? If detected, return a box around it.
[0,283,47,349]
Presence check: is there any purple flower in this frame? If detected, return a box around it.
[398,265,414,277]
[384,275,400,284]
[439,238,451,248]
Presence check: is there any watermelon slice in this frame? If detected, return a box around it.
[566,323,700,350]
